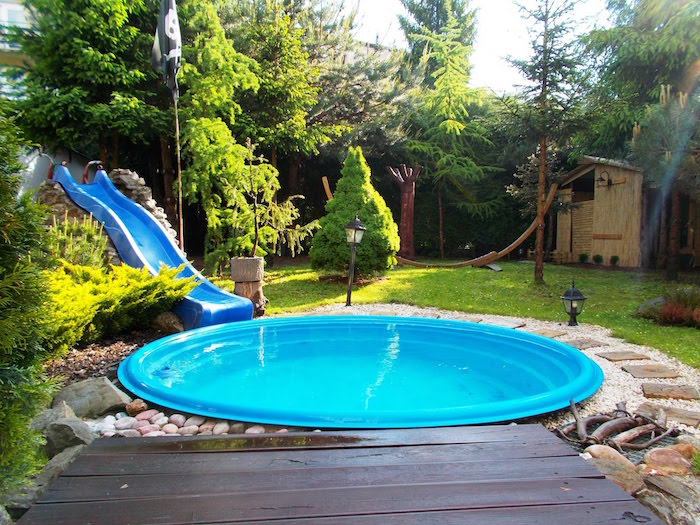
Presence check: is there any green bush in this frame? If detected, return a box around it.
[593,254,603,264]
[610,255,620,266]
[578,253,589,263]
[309,147,399,275]
[46,213,109,268]
[0,106,55,499]
[43,262,197,355]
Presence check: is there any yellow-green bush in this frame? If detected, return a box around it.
[44,262,197,355]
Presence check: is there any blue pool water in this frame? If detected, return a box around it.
[117,316,603,428]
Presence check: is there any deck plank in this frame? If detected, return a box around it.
[65,439,576,476]
[17,425,662,525]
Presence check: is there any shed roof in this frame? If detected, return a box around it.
[561,156,643,186]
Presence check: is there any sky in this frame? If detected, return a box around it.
[350,0,610,94]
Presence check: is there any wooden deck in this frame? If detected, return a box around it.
[18,424,661,524]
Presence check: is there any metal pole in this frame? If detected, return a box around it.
[173,93,184,252]
[346,242,356,306]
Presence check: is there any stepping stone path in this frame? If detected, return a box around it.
[566,338,608,350]
[642,383,700,401]
[622,363,680,379]
[529,328,567,338]
[597,351,650,362]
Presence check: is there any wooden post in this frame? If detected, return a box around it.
[386,164,421,260]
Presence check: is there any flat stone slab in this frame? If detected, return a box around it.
[529,328,567,338]
[622,363,680,379]
[492,320,526,329]
[566,338,608,350]
[638,402,700,427]
[642,383,700,400]
[597,351,650,362]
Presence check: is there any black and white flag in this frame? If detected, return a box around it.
[151,0,182,98]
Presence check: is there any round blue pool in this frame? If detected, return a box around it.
[117,316,603,428]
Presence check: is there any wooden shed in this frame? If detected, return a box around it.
[556,156,699,268]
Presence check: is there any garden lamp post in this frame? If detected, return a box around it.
[345,215,366,306]
[561,281,586,326]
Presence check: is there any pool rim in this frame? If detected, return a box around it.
[117,315,604,429]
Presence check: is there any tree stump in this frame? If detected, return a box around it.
[231,256,267,317]
[386,164,421,260]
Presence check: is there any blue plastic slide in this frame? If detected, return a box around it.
[52,165,254,329]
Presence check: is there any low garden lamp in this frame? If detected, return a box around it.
[345,215,366,307]
[561,281,586,326]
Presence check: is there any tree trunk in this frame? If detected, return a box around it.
[288,153,302,197]
[665,189,681,281]
[159,134,178,228]
[99,135,108,169]
[545,211,554,257]
[657,196,669,269]
[534,136,547,283]
[437,182,445,259]
[111,132,119,168]
[386,164,421,260]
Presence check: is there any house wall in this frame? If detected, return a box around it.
[590,166,643,267]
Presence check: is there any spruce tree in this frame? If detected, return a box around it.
[310,147,399,275]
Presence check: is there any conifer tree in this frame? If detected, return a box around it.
[310,147,399,275]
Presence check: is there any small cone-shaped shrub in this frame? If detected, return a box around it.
[310,146,399,275]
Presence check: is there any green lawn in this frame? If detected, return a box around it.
[216,260,700,369]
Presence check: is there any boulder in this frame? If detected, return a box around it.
[30,401,76,433]
[3,445,85,518]
[44,418,95,458]
[152,312,185,334]
[583,445,645,495]
[0,506,12,525]
[52,377,131,418]
[643,448,692,476]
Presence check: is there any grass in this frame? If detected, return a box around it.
[214,260,700,369]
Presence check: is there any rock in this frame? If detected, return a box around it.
[135,409,160,422]
[177,425,199,436]
[276,428,289,433]
[636,480,700,525]
[44,418,95,458]
[125,399,148,416]
[152,416,169,427]
[100,430,116,438]
[212,421,230,435]
[30,401,76,432]
[198,419,217,433]
[668,443,696,460]
[114,417,137,430]
[152,312,185,334]
[143,430,166,437]
[162,423,179,434]
[168,414,186,427]
[676,434,700,453]
[583,445,644,495]
[131,420,151,430]
[52,377,131,418]
[3,445,85,519]
[137,424,161,435]
[116,429,141,438]
[637,297,665,317]
[148,412,165,424]
[245,425,266,434]
[199,430,213,436]
[644,448,692,475]
[230,422,246,434]
[184,415,206,427]
[0,505,12,525]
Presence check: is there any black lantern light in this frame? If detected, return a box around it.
[344,215,366,306]
[561,281,586,326]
